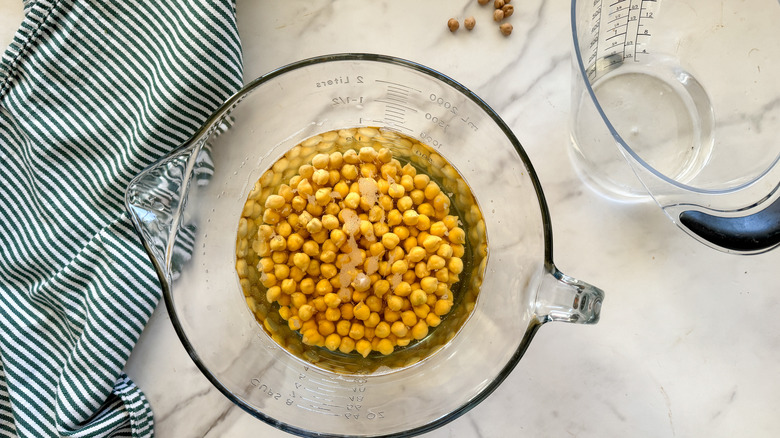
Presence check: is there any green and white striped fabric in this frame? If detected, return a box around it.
[0,1,243,437]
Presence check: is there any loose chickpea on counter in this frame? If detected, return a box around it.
[236,127,488,371]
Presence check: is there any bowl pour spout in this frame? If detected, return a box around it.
[124,143,204,285]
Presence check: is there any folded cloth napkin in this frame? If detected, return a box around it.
[0,1,243,437]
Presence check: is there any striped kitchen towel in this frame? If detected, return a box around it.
[0,1,243,437]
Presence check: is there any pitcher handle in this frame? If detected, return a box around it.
[535,264,604,324]
[678,196,780,254]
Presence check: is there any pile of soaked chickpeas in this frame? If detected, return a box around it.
[236,127,487,371]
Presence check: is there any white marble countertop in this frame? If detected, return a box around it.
[6,0,780,437]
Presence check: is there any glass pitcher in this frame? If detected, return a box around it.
[570,0,780,254]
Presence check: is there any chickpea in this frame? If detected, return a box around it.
[352,273,371,292]
[390,321,408,338]
[342,164,358,180]
[386,209,402,226]
[365,312,381,328]
[448,227,466,244]
[381,232,401,250]
[311,153,329,169]
[395,281,412,297]
[266,285,282,303]
[265,194,285,210]
[291,196,307,212]
[298,304,314,321]
[342,148,359,163]
[378,194,394,211]
[428,221,447,238]
[325,333,341,351]
[291,292,307,309]
[388,183,405,199]
[302,329,322,347]
[427,255,446,271]
[433,193,450,212]
[324,292,341,308]
[376,338,394,355]
[435,269,450,284]
[410,289,428,307]
[336,319,351,336]
[422,235,442,253]
[318,320,335,336]
[353,301,371,320]
[396,196,413,212]
[391,259,408,275]
[340,302,355,320]
[356,339,372,358]
[330,229,347,247]
[344,192,360,210]
[401,310,417,327]
[359,295,377,312]
[402,209,419,226]
[349,323,365,340]
[359,220,375,239]
[358,146,378,162]
[409,189,425,206]
[385,295,403,312]
[414,262,430,279]
[411,321,429,340]
[374,321,391,338]
[434,299,453,316]
[373,222,389,238]
[292,252,310,271]
[423,182,440,200]
[333,181,350,199]
[416,214,431,231]
[413,303,431,320]
[393,226,410,241]
[286,234,304,252]
[325,307,341,321]
[315,279,333,295]
[449,257,464,275]
[447,18,459,32]
[280,278,297,295]
[420,276,439,294]
[339,337,356,354]
[368,205,385,223]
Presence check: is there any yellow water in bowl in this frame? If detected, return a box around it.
[235,127,487,374]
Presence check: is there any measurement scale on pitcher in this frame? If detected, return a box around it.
[586,0,659,80]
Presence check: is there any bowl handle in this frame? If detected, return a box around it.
[535,265,604,324]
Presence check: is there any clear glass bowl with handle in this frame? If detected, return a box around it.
[125,53,604,437]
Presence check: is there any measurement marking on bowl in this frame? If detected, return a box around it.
[298,404,341,416]
[302,385,337,395]
[375,79,421,131]
[303,398,341,409]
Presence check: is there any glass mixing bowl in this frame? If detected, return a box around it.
[125,54,604,437]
